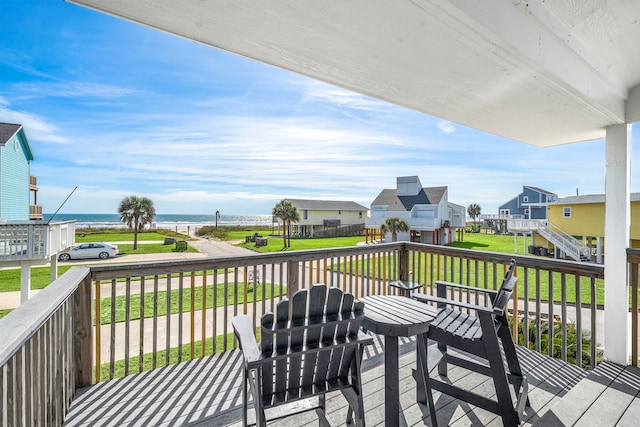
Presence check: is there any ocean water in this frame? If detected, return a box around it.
[43,213,274,229]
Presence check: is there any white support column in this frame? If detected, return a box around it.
[596,236,603,264]
[50,253,59,282]
[20,261,32,304]
[604,124,631,365]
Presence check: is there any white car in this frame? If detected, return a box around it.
[58,242,119,261]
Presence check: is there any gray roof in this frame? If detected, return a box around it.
[524,186,556,195]
[554,193,640,204]
[371,186,447,211]
[285,199,368,211]
[0,123,22,145]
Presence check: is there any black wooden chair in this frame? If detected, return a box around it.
[412,259,529,426]
[233,284,373,426]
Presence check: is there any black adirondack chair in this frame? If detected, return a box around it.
[412,259,529,426]
[233,284,373,426]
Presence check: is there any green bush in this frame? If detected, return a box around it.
[513,318,603,368]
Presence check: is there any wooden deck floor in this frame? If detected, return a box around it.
[63,335,640,426]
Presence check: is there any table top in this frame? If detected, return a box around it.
[388,280,423,291]
[359,295,437,337]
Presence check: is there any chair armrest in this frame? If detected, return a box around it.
[232,315,260,364]
[411,292,494,314]
[435,280,498,297]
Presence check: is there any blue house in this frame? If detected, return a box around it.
[0,123,36,221]
[498,186,557,220]
[0,123,76,304]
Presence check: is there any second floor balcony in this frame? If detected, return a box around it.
[0,220,75,263]
[367,215,443,230]
[29,204,43,220]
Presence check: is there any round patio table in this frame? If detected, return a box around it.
[359,295,438,427]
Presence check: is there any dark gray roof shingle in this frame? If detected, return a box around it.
[0,123,22,145]
[524,185,556,195]
[371,186,447,211]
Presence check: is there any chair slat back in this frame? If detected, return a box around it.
[274,299,290,397]
[314,287,342,382]
[259,284,366,401]
[261,312,275,398]
[301,285,326,388]
[491,259,517,316]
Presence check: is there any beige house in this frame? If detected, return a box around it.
[280,199,368,237]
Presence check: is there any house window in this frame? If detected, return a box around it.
[563,207,572,218]
[523,196,529,202]
[359,211,362,218]
[499,209,510,217]
[524,209,530,216]
[303,210,308,220]
[338,210,341,215]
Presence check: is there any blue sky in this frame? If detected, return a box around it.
[1,1,637,216]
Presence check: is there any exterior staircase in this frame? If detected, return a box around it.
[507,219,592,262]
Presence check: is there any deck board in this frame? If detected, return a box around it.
[63,336,639,426]
[535,362,640,427]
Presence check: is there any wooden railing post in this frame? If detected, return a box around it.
[287,261,299,299]
[73,274,93,387]
[398,244,410,282]
[630,251,639,366]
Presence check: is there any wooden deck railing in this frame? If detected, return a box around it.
[0,267,92,427]
[1,242,609,425]
[628,248,640,367]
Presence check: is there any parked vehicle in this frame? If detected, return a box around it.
[58,242,119,261]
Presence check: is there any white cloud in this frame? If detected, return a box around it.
[13,81,140,99]
[437,120,456,134]
[0,97,69,144]
[303,83,391,112]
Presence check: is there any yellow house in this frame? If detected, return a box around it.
[282,199,368,237]
[544,193,640,262]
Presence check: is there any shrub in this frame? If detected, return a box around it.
[512,317,603,368]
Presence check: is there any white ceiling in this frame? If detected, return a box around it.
[68,0,640,147]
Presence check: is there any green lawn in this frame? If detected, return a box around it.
[99,282,283,325]
[0,229,607,321]
[223,228,274,241]
[196,225,271,241]
[452,232,517,253]
[76,228,189,242]
[116,243,198,255]
[239,235,365,252]
[330,251,605,305]
[0,266,75,293]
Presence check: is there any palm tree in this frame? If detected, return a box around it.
[272,200,289,248]
[118,195,156,250]
[380,217,409,242]
[467,203,482,230]
[272,200,300,248]
[284,203,300,248]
